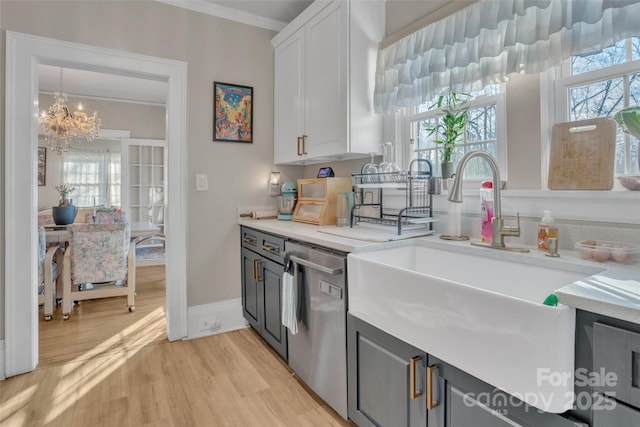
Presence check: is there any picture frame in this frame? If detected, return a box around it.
[38,147,46,186]
[214,81,253,143]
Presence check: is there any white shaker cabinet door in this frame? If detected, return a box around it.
[272,0,383,165]
[274,30,306,164]
[304,0,348,158]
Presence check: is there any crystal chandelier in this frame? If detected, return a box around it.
[38,68,102,154]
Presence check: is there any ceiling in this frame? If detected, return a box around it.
[158,0,314,31]
[212,0,313,24]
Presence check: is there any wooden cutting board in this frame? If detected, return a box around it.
[548,118,617,190]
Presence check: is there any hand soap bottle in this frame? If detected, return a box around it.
[480,181,493,243]
[538,210,558,251]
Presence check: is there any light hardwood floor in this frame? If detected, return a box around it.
[1,266,351,426]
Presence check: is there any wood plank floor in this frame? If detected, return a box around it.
[1,266,352,426]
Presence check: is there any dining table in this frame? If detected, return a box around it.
[44,221,161,245]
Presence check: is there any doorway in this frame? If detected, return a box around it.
[5,31,188,377]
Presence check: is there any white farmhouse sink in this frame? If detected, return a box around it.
[348,241,602,413]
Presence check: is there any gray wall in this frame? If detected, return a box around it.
[0,0,303,341]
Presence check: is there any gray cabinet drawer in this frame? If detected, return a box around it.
[593,395,640,427]
[241,226,286,264]
[593,322,640,408]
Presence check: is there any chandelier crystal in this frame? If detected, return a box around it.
[38,69,102,154]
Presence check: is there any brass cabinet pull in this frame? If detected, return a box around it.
[302,134,308,154]
[243,236,256,245]
[252,259,263,282]
[427,364,439,410]
[262,244,279,254]
[409,356,423,400]
[297,136,303,156]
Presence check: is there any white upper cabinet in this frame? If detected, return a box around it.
[272,0,385,165]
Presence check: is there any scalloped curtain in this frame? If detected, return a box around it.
[374,0,640,114]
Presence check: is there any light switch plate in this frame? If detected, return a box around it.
[196,174,208,191]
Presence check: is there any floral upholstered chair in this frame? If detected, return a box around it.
[38,226,63,321]
[61,223,135,320]
[84,210,127,224]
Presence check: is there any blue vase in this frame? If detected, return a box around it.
[52,205,78,225]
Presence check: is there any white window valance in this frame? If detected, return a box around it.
[374,0,640,114]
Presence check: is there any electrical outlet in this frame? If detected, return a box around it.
[200,317,222,331]
[213,318,222,330]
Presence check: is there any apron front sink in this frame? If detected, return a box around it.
[348,241,602,413]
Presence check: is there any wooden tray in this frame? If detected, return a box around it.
[548,118,617,190]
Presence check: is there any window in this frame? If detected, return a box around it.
[405,85,506,180]
[554,37,640,175]
[62,149,121,207]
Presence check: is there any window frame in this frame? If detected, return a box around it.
[401,90,507,184]
[542,45,640,188]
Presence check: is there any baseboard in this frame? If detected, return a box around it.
[186,298,248,340]
[0,340,5,380]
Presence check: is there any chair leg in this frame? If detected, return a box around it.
[127,242,136,312]
[43,246,60,321]
[43,274,53,321]
[62,249,72,320]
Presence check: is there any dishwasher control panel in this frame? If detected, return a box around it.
[320,280,343,299]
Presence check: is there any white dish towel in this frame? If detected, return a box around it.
[281,269,297,335]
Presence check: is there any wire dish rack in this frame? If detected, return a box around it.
[351,159,437,235]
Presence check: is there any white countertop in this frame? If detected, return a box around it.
[238,218,409,253]
[239,218,640,325]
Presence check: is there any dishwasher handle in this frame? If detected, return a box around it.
[288,254,343,276]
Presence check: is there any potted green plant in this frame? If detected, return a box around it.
[613,106,640,190]
[52,183,78,225]
[424,92,470,178]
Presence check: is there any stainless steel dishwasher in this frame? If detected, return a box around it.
[285,240,348,419]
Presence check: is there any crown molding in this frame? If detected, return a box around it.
[156,0,286,31]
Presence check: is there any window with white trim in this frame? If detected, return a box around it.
[553,37,640,175]
[405,85,506,180]
[62,148,121,208]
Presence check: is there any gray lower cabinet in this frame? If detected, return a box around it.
[240,227,287,360]
[349,314,586,427]
[427,355,586,427]
[348,314,428,427]
[592,395,640,427]
[573,310,640,427]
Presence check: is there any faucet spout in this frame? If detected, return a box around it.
[447,151,528,252]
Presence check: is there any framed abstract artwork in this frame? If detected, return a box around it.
[38,147,46,186]
[214,81,253,143]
